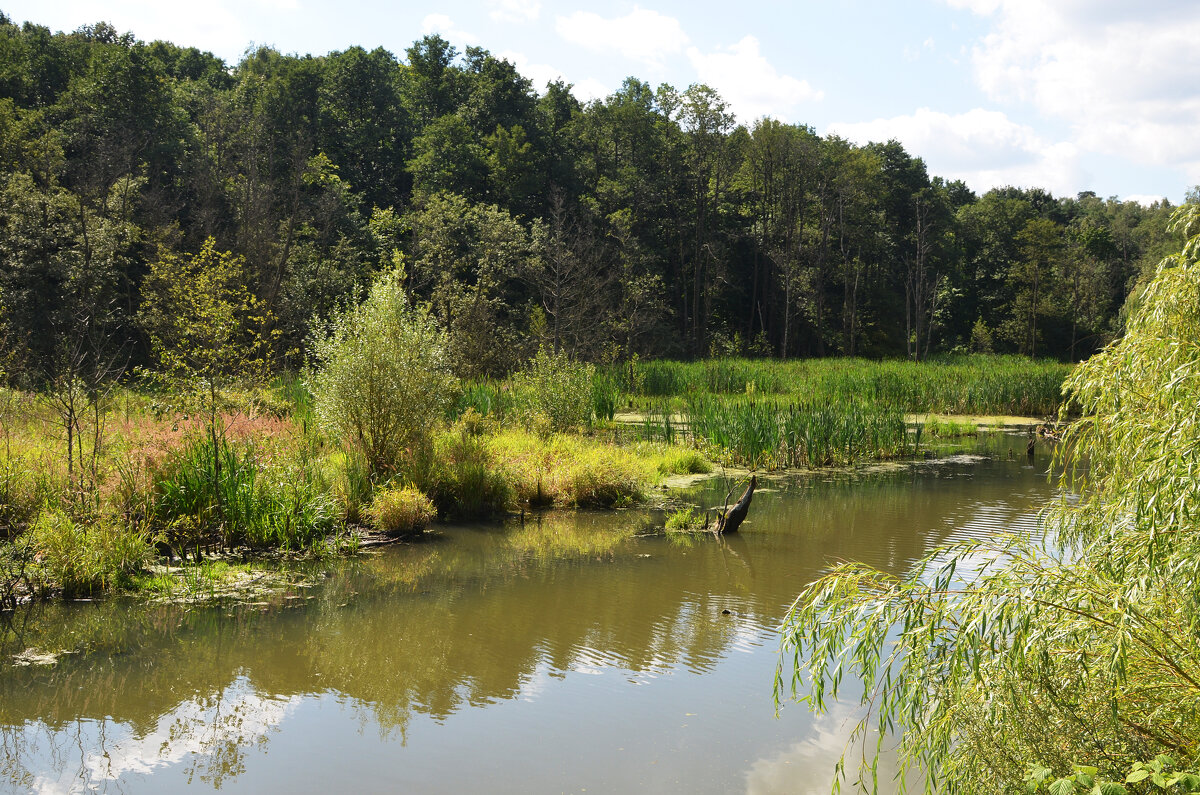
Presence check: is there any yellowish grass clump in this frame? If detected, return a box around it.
[367,485,437,535]
[486,430,712,508]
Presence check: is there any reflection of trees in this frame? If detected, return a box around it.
[0,460,1052,789]
[0,676,295,792]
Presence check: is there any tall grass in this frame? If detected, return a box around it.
[607,355,1071,417]
[153,436,336,552]
[653,396,912,469]
[25,509,153,597]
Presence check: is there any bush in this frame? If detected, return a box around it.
[308,267,458,473]
[510,348,595,433]
[27,509,152,596]
[366,485,436,536]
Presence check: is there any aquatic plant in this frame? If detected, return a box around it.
[608,355,1071,417]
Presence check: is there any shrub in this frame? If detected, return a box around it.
[510,348,595,433]
[367,485,436,536]
[308,267,458,473]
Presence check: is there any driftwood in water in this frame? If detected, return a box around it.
[712,475,756,534]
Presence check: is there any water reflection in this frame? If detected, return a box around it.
[0,445,1054,793]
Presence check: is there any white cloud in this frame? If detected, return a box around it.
[948,0,1200,177]
[421,13,479,46]
[571,78,611,104]
[488,0,540,24]
[499,49,608,102]
[555,7,688,69]
[829,107,1084,195]
[499,50,564,91]
[686,36,822,123]
[25,0,248,59]
[1123,193,1170,207]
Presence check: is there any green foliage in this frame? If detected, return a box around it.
[26,508,152,596]
[488,429,649,508]
[0,447,48,532]
[510,347,596,433]
[308,266,458,474]
[664,507,705,533]
[153,435,336,551]
[138,238,269,399]
[614,355,1070,417]
[366,484,436,536]
[683,395,911,469]
[969,317,994,353]
[416,428,513,519]
[775,204,1200,792]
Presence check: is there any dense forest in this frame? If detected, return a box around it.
[0,14,1180,384]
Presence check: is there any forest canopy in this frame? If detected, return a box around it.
[0,13,1180,386]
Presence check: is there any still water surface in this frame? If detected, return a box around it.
[0,441,1053,794]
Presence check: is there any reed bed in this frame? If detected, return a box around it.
[640,396,912,469]
[607,355,1071,417]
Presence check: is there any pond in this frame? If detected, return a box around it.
[0,437,1054,794]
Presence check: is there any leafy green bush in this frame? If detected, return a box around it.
[510,348,595,433]
[308,267,458,473]
[367,485,436,535]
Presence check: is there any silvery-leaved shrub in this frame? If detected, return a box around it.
[308,268,458,474]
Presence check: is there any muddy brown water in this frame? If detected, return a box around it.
[0,437,1054,794]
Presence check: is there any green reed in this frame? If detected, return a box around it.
[608,354,1071,417]
[681,395,912,469]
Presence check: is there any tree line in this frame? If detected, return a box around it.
[0,14,1182,387]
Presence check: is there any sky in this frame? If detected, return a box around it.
[8,0,1200,204]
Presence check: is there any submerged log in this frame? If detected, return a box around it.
[713,475,756,534]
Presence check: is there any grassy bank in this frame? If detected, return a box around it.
[0,353,1069,602]
[0,378,710,602]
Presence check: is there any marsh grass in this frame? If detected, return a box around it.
[488,429,650,508]
[664,507,706,533]
[25,509,153,597]
[413,429,513,519]
[609,355,1070,417]
[921,416,980,438]
[152,435,336,552]
[638,396,912,469]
